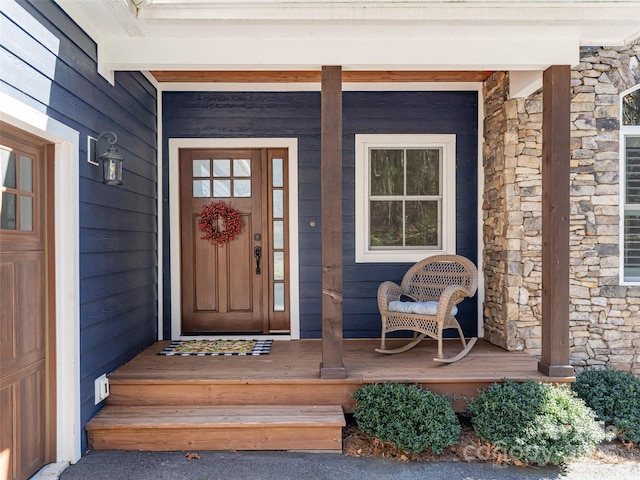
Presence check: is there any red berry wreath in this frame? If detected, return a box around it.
[198,200,243,245]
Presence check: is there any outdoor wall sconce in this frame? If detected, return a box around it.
[91,131,123,185]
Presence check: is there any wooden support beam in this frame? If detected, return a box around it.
[320,66,346,379]
[149,70,494,83]
[538,65,574,378]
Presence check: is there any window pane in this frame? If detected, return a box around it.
[233,159,251,177]
[406,149,440,196]
[273,190,283,218]
[623,90,640,126]
[19,155,33,192]
[273,252,284,280]
[405,201,439,247]
[272,158,283,187]
[233,179,251,197]
[273,220,284,249]
[624,209,640,279]
[192,159,210,178]
[213,159,230,177]
[274,283,285,311]
[19,195,33,231]
[370,149,403,196]
[627,136,640,203]
[370,200,403,247]
[1,192,16,230]
[213,179,231,197]
[1,149,16,189]
[192,179,210,197]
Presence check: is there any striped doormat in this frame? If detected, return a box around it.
[158,339,272,356]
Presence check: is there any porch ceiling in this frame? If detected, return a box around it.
[56,1,640,82]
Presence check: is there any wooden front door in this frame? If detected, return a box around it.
[0,125,53,480]
[180,148,290,334]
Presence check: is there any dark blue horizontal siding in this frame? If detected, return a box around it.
[81,251,158,278]
[163,90,477,339]
[81,229,157,253]
[81,286,157,330]
[2,0,158,452]
[342,91,478,339]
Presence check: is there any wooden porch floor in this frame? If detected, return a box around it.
[88,339,575,451]
[108,339,574,412]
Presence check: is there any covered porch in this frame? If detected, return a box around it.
[86,65,576,451]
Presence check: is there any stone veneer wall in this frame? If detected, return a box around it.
[482,40,640,373]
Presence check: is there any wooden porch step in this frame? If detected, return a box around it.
[86,404,346,452]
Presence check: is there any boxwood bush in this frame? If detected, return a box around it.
[572,368,640,444]
[466,379,608,465]
[352,382,460,454]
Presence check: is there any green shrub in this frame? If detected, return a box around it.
[352,382,460,454]
[466,379,608,465]
[572,368,640,444]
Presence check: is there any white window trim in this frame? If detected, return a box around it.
[620,84,640,285]
[355,134,456,263]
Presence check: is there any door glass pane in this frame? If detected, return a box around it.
[626,137,640,203]
[19,195,33,231]
[405,201,439,247]
[406,149,440,196]
[272,158,283,187]
[192,159,210,178]
[1,192,16,230]
[18,155,33,192]
[369,200,402,247]
[273,190,283,218]
[233,159,251,177]
[233,179,251,197]
[370,149,403,196]
[1,149,16,189]
[213,179,231,197]
[193,179,211,198]
[213,159,231,177]
[273,220,284,249]
[273,252,284,280]
[274,283,285,311]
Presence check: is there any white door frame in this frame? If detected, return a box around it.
[168,138,300,340]
[0,93,82,463]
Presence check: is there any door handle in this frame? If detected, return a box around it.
[254,246,262,275]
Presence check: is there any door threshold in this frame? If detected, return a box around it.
[176,334,292,341]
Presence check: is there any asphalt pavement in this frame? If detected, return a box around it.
[38,450,640,480]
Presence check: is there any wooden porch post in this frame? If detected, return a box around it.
[320,66,346,379]
[538,65,574,377]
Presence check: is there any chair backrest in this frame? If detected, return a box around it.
[400,255,478,302]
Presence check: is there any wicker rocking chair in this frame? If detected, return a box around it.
[375,255,478,363]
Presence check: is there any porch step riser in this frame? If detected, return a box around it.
[107,383,359,412]
[88,426,343,451]
[106,381,488,412]
[87,405,345,452]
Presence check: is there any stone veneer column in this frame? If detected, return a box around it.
[483,73,544,352]
[482,72,522,350]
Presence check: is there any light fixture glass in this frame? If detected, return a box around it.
[94,131,123,185]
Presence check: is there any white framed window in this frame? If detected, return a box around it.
[621,85,640,283]
[355,134,456,263]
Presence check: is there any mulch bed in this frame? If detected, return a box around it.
[342,415,640,465]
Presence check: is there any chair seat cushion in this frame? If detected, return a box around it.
[388,300,458,316]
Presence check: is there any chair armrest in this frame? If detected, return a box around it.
[436,284,473,318]
[377,281,406,313]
